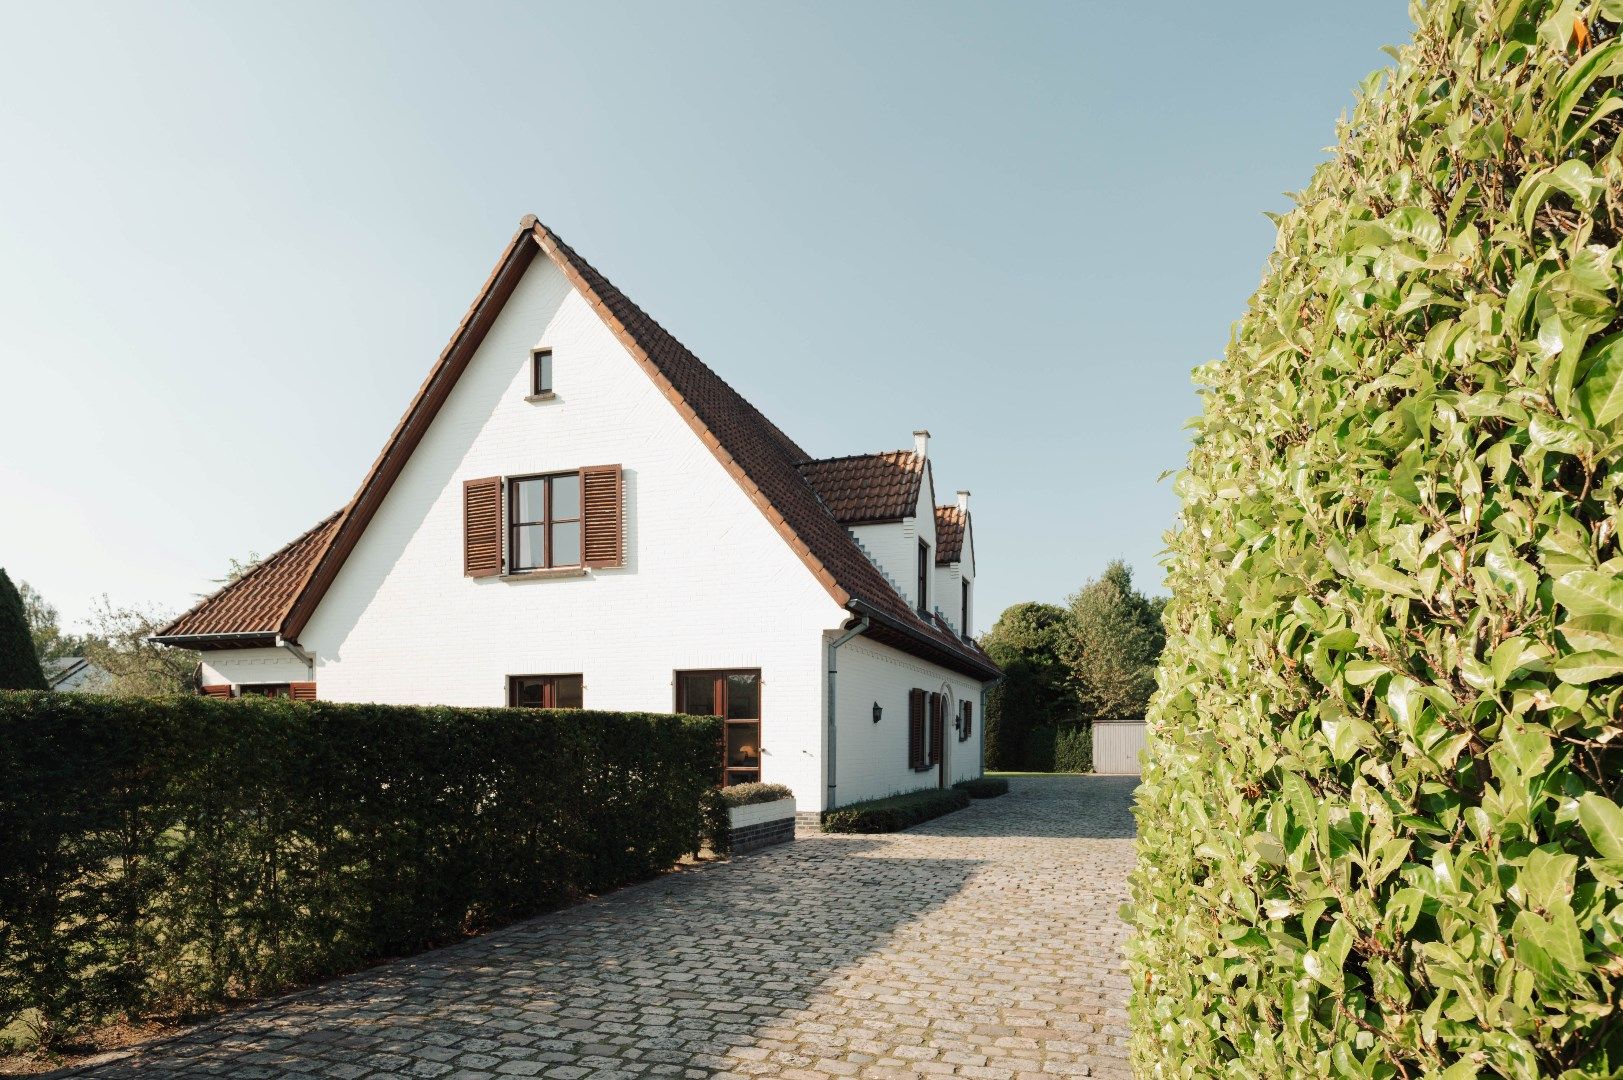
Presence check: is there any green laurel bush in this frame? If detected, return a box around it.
[1128,2,1623,1077]
[0,691,720,1047]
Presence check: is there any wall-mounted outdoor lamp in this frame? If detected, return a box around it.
[872,701,883,724]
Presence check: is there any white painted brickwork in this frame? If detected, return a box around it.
[832,636,984,806]
[202,253,988,811]
[847,460,937,615]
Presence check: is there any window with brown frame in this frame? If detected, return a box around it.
[508,674,584,709]
[676,669,762,786]
[531,348,553,396]
[961,577,971,638]
[239,683,291,698]
[917,539,930,615]
[509,472,582,570]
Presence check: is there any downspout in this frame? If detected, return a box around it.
[825,614,870,813]
[275,635,315,682]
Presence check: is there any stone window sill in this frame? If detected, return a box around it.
[503,566,587,581]
[525,392,557,403]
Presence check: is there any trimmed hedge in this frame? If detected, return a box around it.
[1130,3,1623,1076]
[0,691,720,1046]
[718,781,794,808]
[953,776,1009,799]
[1021,723,1094,773]
[821,788,970,833]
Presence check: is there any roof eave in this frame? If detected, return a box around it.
[846,597,1000,681]
[149,631,281,651]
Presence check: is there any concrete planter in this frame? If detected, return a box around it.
[726,796,796,853]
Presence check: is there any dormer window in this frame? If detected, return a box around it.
[529,348,554,399]
[917,539,930,614]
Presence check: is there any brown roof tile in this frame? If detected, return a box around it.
[157,219,998,680]
[935,505,967,565]
[799,451,923,524]
[160,512,342,641]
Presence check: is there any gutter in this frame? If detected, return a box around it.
[825,614,870,813]
[148,631,279,650]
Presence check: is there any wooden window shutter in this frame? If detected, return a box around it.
[289,682,317,701]
[908,688,927,771]
[201,684,233,699]
[929,693,945,765]
[580,464,624,568]
[463,476,503,578]
[962,700,973,740]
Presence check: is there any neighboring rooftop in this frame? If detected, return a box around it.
[156,218,997,679]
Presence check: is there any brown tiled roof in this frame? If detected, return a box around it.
[157,218,999,680]
[798,451,923,524]
[935,505,967,564]
[160,512,342,642]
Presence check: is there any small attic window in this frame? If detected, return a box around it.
[530,348,554,399]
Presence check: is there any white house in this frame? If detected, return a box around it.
[154,216,999,812]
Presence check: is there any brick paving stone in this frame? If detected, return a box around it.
[57,776,1137,1080]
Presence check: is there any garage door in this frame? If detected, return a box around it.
[1092,721,1146,775]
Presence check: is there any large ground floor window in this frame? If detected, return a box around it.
[675,669,761,785]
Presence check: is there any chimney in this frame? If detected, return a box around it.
[913,429,930,458]
[956,490,970,513]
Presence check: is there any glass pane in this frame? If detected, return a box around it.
[725,673,759,719]
[550,520,581,566]
[513,478,545,525]
[678,673,715,715]
[554,675,583,709]
[726,769,761,785]
[726,722,761,768]
[512,678,544,707]
[513,524,545,570]
[535,352,553,393]
[550,473,580,519]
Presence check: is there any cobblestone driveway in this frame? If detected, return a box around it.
[66,775,1137,1080]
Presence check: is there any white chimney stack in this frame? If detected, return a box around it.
[956,490,970,512]
[913,429,930,458]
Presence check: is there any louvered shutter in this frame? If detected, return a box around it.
[463,476,503,578]
[929,693,945,765]
[908,688,927,770]
[962,701,973,740]
[201,684,233,699]
[580,464,624,568]
[289,682,317,701]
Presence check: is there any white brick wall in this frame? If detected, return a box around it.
[831,635,984,805]
[200,251,991,812]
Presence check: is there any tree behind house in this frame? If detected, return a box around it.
[1064,560,1164,725]
[980,602,1074,770]
[19,579,95,666]
[0,570,48,691]
[80,596,198,696]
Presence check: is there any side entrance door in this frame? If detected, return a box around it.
[676,669,762,786]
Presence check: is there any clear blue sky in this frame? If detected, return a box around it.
[0,2,1414,636]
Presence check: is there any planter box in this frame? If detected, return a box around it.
[727,796,796,853]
